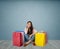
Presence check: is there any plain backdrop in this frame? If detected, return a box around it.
[0,0,60,40]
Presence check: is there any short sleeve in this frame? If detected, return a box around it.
[33,29,37,34]
[24,28,27,34]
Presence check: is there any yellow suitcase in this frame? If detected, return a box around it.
[35,32,47,47]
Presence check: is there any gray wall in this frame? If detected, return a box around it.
[0,1,60,40]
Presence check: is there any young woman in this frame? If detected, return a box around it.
[24,21,37,47]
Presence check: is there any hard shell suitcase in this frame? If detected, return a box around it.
[35,32,47,47]
[13,31,24,47]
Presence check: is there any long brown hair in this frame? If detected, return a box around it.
[27,21,33,35]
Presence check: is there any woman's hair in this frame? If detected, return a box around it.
[27,21,33,35]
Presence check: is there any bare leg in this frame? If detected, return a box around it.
[24,40,32,47]
[26,40,32,44]
[32,42,36,46]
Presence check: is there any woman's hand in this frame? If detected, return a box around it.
[30,35,32,37]
[29,35,32,39]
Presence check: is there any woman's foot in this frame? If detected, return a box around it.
[24,40,32,47]
[24,43,28,47]
[32,42,36,46]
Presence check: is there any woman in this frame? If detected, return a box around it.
[24,21,37,47]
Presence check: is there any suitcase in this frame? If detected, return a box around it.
[35,32,47,47]
[13,31,24,47]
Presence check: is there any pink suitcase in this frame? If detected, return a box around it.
[13,31,24,47]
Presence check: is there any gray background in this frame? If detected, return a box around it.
[0,0,60,40]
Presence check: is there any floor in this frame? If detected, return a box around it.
[0,40,60,49]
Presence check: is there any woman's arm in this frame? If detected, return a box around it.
[29,29,37,36]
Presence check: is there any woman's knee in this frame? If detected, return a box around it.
[24,34,29,38]
[24,34,29,41]
[30,35,35,41]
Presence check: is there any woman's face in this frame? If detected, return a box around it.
[26,22,31,28]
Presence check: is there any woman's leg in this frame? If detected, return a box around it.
[24,34,29,47]
[25,35,34,44]
[28,35,35,46]
[30,35,34,41]
[24,35,34,47]
[24,34,29,42]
